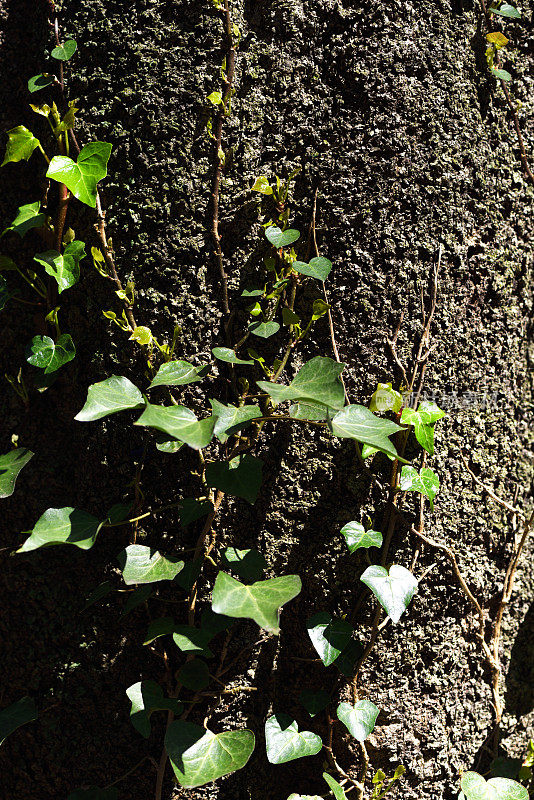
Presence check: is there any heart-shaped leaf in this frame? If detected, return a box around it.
[337,699,379,741]
[330,405,404,460]
[400,401,445,455]
[292,256,333,281]
[369,382,403,414]
[148,360,209,388]
[299,690,330,717]
[28,73,55,93]
[67,789,117,800]
[126,680,182,738]
[177,658,210,690]
[118,544,185,585]
[212,346,254,365]
[135,404,215,450]
[212,571,301,634]
[34,240,86,293]
[400,465,439,510]
[460,771,528,800]
[265,226,301,248]
[323,772,348,800]
[0,448,34,498]
[0,697,37,745]
[265,713,322,764]
[2,201,45,237]
[165,721,255,787]
[307,612,353,667]
[360,565,418,624]
[75,376,144,421]
[491,2,521,17]
[205,454,263,504]
[248,320,280,338]
[26,334,76,373]
[51,38,77,60]
[46,142,112,207]
[252,175,273,194]
[17,507,103,552]
[341,522,383,552]
[222,547,268,582]
[258,356,345,411]
[210,399,262,442]
[2,126,41,166]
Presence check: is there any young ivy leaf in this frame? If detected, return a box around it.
[265,226,301,248]
[491,2,521,17]
[265,713,322,764]
[307,612,352,667]
[340,522,383,553]
[26,334,76,373]
[460,771,528,800]
[126,680,182,738]
[292,256,333,281]
[0,696,37,745]
[400,465,440,510]
[257,356,345,411]
[46,142,112,208]
[118,544,185,585]
[330,405,404,460]
[400,401,445,455]
[1,201,45,238]
[251,175,273,195]
[148,360,209,389]
[210,399,262,442]
[0,448,34,498]
[337,699,379,742]
[212,346,254,365]
[323,772,348,800]
[369,382,403,414]
[51,39,77,60]
[212,571,301,634]
[222,547,268,582]
[17,508,104,552]
[34,240,86,293]
[360,565,418,624]
[75,376,144,421]
[165,721,255,788]
[135,404,215,450]
[248,320,280,338]
[2,126,41,167]
[28,73,55,93]
[205,454,263,504]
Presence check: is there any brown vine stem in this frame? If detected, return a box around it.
[462,454,525,518]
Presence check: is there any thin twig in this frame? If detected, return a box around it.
[462,455,525,518]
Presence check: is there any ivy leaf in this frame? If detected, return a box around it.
[460,771,528,800]
[491,2,521,17]
[290,400,329,421]
[67,789,117,800]
[172,626,215,658]
[26,334,76,373]
[28,73,55,93]
[178,498,213,527]
[122,585,153,617]
[34,240,86,293]
[369,382,403,414]
[252,175,273,195]
[205,454,263,504]
[118,544,185,585]
[143,617,176,645]
[0,697,37,745]
[126,680,182,738]
[135,404,215,450]
[491,67,512,81]
[341,522,383,553]
[210,399,262,442]
[212,571,301,634]
[0,448,34,498]
[334,638,365,676]
[207,90,223,105]
[400,401,445,455]
[265,713,322,764]
[288,795,322,799]
[165,721,255,787]
[323,773,348,800]
[257,356,345,410]
[487,31,509,48]
[212,346,254,365]
[51,38,77,60]
[17,508,103,552]
[360,565,418,624]
[75,376,144,421]
[46,142,112,208]
[292,256,332,281]
[248,320,280,338]
[337,700,379,742]
[2,126,41,167]
[400,466,440,510]
[148,360,209,389]
[265,226,300,248]
[222,547,268,582]
[177,658,210,690]
[2,201,45,237]
[299,689,330,718]
[330,405,403,460]
[307,612,352,667]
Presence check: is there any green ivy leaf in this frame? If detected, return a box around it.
[337,700,379,742]
[400,466,439,510]
[292,256,332,281]
[122,585,153,617]
[299,689,330,717]
[323,772,348,800]
[177,658,210,690]
[2,126,41,167]
[307,612,353,667]
[257,356,345,410]
[212,346,254,365]
[360,565,418,624]
[172,626,214,658]
[340,522,383,552]
[143,617,176,645]
[212,571,301,634]
[400,401,445,455]
[248,320,280,338]
[46,142,112,208]
[165,721,255,787]
[178,498,213,527]
[252,175,273,195]
[51,38,77,60]
[28,73,55,93]
[334,638,365,676]
[0,448,34,498]
[67,789,118,800]
[118,544,185,585]
[26,334,76,373]
[265,713,322,764]
[34,240,86,293]
[265,226,300,248]
[205,454,263,504]
[330,405,403,459]
[460,771,528,800]
[287,795,322,800]
[17,507,103,552]
[126,680,182,738]
[75,376,145,421]
[2,201,45,237]
[0,697,37,745]
[135,404,215,450]
[207,90,223,105]
[222,547,268,582]
[289,400,329,421]
[491,2,521,17]
[148,360,209,388]
[491,67,512,81]
[210,399,262,442]
[369,382,403,414]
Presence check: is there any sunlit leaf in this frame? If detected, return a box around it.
[2,126,41,167]
[51,39,77,60]
[75,376,144,421]
[265,713,322,764]
[28,73,55,93]
[292,256,332,281]
[330,405,403,459]
[323,772,348,800]
[491,2,521,17]
[400,401,445,455]
[126,680,182,738]
[222,547,267,582]
[399,465,439,510]
[252,175,273,195]
[248,320,280,338]
[360,565,418,624]
[257,356,345,410]
[17,507,103,552]
[210,399,262,442]
[148,360,209,389]
[337,700,379,742]
[26,334,76,373]
[34,240,86,293]
[212,346,254,365]
[212,571,301,634]
[265,226,300,248]
[2,201,45,237]
[460,771,528,800]
[307,612,352,667]
[46,142,112,207]
[118,544,185,585]
[135,404,215,450]
[369,382,403,414]
[0,448,34,498]
[340,521,383,552]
